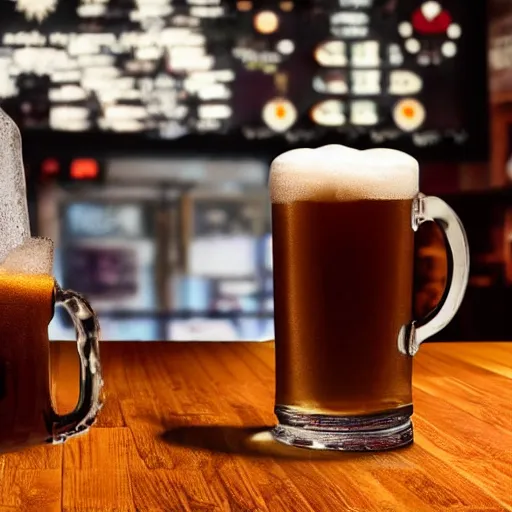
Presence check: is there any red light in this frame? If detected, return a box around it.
[403,106,415,118]
[41,158,60,176]
[275,105,286,119]
[70,159,99,180]
[412,7,452,35]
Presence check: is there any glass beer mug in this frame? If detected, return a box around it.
[0,239,104,453]
[0,109,103,453]
[269,146,469,451]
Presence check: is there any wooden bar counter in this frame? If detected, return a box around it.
[0,342,510,511]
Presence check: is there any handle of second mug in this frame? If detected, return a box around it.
[407,194,470,356]
[49,285,104,443]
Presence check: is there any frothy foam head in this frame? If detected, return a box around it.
[0,237,54,275]
[269,144,419,203]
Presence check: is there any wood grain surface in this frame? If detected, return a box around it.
[0,341,510,512]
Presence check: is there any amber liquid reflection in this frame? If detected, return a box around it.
[0,272,54,451]
[272,199,414,416]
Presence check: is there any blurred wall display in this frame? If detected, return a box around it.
[167,318,274,342]
[188,197,260,278]
[45,196,159,340]
[166,191,272,341]
[0,0,488,160]
[40,156,274,341]
[61,202,156,309]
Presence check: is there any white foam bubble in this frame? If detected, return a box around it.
[0,109,31,262]
[0,237,54,275]
[269,144,419,203]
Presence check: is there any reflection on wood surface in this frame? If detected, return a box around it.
[1,341,509,511]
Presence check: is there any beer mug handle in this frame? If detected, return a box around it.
[407,194,470,355]
[49,285,104,443]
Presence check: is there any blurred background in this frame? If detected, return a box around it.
[0,0,509,341]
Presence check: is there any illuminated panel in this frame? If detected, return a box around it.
[70,158,99,180]
[351,41,380,67]
[350,101,378,126]
[15,0,58,22]
[351,70,381,95]
[398,1,462,65]
[0,0,486,157]
[388,70,423,95]
[262,98,297,132]
[412,2,451,34]
[313,72,348,94]
[392,98,426,132]
[314,41,347,67]
[310,100,346,127]
[253,11,279,35]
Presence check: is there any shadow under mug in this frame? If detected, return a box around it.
[0,271,103,453]
[271,193,470,451]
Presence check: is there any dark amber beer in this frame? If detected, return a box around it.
[0,272,55,451]
[270,145,426,451]
[272,199,414,416]
[270,146,470,451]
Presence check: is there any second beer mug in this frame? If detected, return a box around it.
[0,238,103,453]
[270,145,469,451]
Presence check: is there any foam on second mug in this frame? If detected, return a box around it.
[269,145,419,203]
[0,237,54,275]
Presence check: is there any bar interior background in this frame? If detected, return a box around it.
[0,0,510,342]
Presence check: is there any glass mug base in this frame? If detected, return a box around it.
[272,404,413,452]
